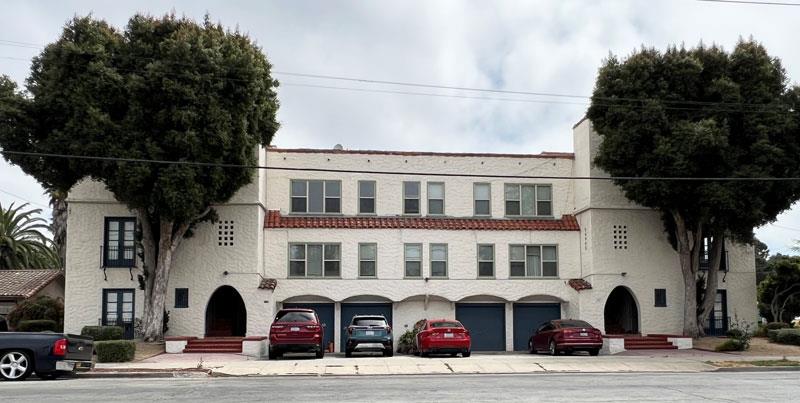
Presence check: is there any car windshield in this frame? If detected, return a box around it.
[430,321,462,328]
[276,311,315,322]
[352,317,386,326]
[558,320,592,328]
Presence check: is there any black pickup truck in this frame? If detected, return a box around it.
[0,332,93,381]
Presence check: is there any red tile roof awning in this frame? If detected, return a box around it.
[568,278,593,291]
[265,211,580,231]
[0,269,63,299]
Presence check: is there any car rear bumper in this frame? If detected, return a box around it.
[347,338,392,351]
[557,341,603,349]
[56,360,94,372]
[421,339,471,351]
[270,342,321,352]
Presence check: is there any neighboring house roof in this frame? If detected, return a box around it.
[265,210,580,231]
[267,147,574,159]
[0,269,64,299]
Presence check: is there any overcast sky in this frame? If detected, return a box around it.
[1,0,798,255]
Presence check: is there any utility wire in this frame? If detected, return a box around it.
[2,149,800,182]
[697,0,800,6]
[0,188,51,210]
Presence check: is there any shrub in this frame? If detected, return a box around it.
[772,329,800,346]
[726,328,744,338]
[754,324,768,338]
[766,322,791,330]
[95,340,136,362]
[17,319,58,332]
[725,317,753,350]
[81,325,124,341]
[715,339,744,352]
[6,296,63,330]
[768,329,780,342]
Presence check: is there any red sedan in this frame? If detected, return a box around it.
[529,319,603,356]
[415,319,471,357]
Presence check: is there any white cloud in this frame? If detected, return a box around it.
[0,0,798,253]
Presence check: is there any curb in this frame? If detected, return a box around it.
[80,369,211,379]
[713,366,800,372]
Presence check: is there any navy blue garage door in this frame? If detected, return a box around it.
[455,303,506,351]
[282,303,335,350]
[340,303,393,352]
[512,303,561,351]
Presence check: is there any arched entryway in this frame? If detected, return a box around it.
[205,285,247,337]
[603,286,639,334]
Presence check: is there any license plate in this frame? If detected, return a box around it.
[580,332,588,337]
[56,361,75,371]
[365,330,375,336]
[444,333,454,338]
[290,327,300,332]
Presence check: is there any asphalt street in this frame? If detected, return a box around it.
[2,371,797,402]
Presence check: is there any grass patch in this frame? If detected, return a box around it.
[708,359,800,368]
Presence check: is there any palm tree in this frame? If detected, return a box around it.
[0,202,60,270]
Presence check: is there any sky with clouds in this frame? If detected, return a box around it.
[0,0,798,254]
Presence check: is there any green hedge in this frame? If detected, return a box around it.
[771,329,800,346]
[715,339,745,352]
[95,340,136,363]
[17,319,59,332]
[81,325,124,341]
[766,322,791,330]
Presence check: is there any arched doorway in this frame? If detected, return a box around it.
[603,286,639,334]
[205,286,247,337]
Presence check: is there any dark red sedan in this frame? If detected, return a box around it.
[528,319,602,356]
[415,319,471,357]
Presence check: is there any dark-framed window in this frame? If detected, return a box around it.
[700,236,727,271]
[403,182,421,215]
[654,289,667,307]
[175,288,189,308]
[504,184,552,217]
[104,217,136,267]
[289,243,341,278]
[477,244,495,277]
[290,180,341,214]
[102,288,135,339]
[509,244,558,277]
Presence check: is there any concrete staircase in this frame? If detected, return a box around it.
[182,337,244,353]
[622,335,677,350]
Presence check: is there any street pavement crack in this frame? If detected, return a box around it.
[444,363,454,373]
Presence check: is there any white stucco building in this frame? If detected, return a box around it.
[63,119,757,351]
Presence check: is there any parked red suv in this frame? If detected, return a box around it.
[529,319,603,356]
[268,308,325,359]
[415,319,471,357]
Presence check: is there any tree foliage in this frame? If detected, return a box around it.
[7,295,64,330]
[0,203,60,270]
[587,40,800,336]
[0,14,280,340]
[758,256,800,323]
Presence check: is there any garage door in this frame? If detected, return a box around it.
[513,303,561,351]
[340,303,393,352]
[282,303,335,349]
[455,303,505,351]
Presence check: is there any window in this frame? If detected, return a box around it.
[104,217,136,267]
[700,236,727,271]
[102,289,135,339]
[427,182,445,215]
[403,181,420,214]
[477,244,495,277]
[290,180,341,213]
[358,180,376,214]
[654,289,667,307]
[276,311,316,322]
[474,183,491,216]
[430,244,448,277]
[175,288,189,308]
[288,243,341,277]
[404,243,422,277]
[509,245,558,277]
[359,243,377,278]
[504,184,552,217]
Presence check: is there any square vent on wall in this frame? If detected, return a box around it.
[218,220,234,247]
[613,224,628,250]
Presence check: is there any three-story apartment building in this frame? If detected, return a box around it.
[63,119,757,351]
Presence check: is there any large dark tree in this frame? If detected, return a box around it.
[0,14,280,341]
[758,256,800,323]
[587,40,800,337]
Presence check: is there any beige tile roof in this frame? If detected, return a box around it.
[0,269,63,299]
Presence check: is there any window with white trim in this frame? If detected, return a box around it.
[430,244,448,277]
[427,182,445,215]
[477,244,494,277]
[403,182,420,214]
[359,243,377,277]
[404,243,422,277]
[509,245,558,277]
[290,180,341,213]
[474,183,491,216]
[504,184,552,217]
[358,180,376,214]
[289,243,341,277]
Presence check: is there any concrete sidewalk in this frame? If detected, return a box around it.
[90,350,800,377]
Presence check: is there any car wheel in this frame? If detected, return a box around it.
[413,350,420,356]
[420,351,429,358]
[316,344,325,359]
[0,350,33,381]
[383,349,394,357]
[549,340,557,356]
[589,348,600,356]
[528,340,535,354]
[462,350,471,358]
[268,347,278,360]
[450,353,458,357]
[36,372,60,380]
[345,349,352,358]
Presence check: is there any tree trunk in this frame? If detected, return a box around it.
[136,209,157,337]
[49,190,68,267]
[696,230,723,336]
[672,210,702,338]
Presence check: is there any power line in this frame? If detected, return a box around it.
[697,0,800,6]
[0,188,51,210]
[3,148,800,182]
